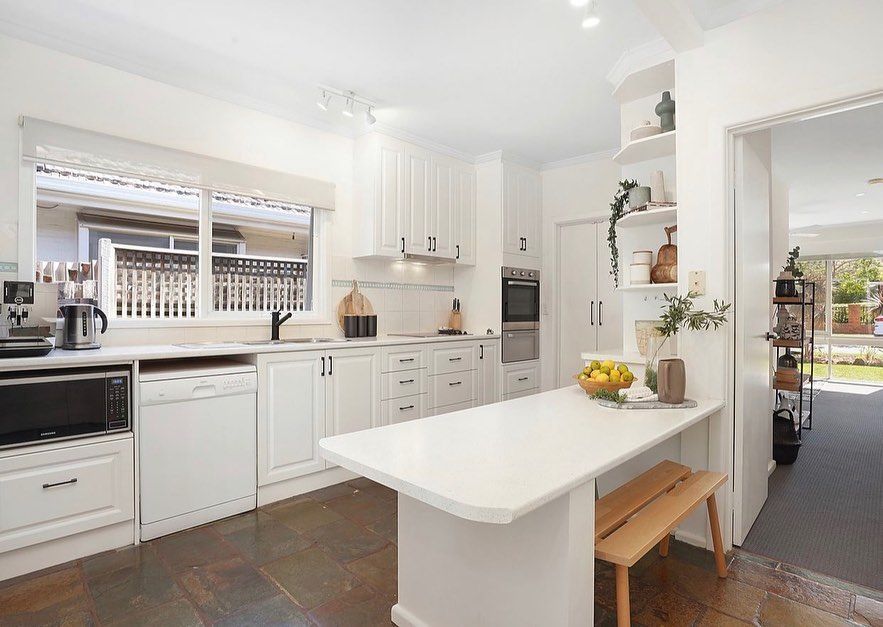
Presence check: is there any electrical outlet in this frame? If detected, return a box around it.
[688,270,706,295]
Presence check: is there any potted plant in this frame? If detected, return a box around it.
[646,292,731,403]
[775,246,803,298]
[607,179,640,288]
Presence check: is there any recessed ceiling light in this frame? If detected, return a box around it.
[861,210,870,214]
[581,1,600,28]
[856,192,865,197]
[570,0,589,6]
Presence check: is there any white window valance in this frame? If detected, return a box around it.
[20,116,335,210]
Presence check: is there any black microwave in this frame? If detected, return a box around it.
[0,367,130,449]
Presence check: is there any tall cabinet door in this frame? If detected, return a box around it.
[325,347,381,469]
[595,224,622,352]
[476,340,501,406]
[517,170,541,258]
[430,156,455,258]
[454,167,476,265]
[405,145,432,255]
[557,222,599,387]
[376,137,406,257]
[258,350,326,485]
[502,166,522,254]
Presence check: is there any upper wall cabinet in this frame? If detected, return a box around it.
[502,163,541,258]
[354,133,475,265]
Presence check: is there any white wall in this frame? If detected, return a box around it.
[674,0,883,546]
[0,34,453,342]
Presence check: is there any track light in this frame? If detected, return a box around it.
[365,107,376,127]
[317,90,331,111]
[581,0,600,28]
[342,97,354,118]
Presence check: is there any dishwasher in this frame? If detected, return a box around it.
[139,358,257,540]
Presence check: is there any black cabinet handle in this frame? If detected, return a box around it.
[401,237,405,254]
[449,357,462,362]
[399,405,415,411]
[517,377,529,382]
[321,356,325,376]
[43,478,77,489]
[328,356,333,376]
[399,358,414,363]
[428,236,432,251]
[523,237,527,251]
[433,237,437,251]
[599,301,603,326]
[456,244,460,260]
[449,381,462,386]
[479,344,484,359]
[590,300,594,326]
[399,379,415,384]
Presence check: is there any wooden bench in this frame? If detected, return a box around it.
[594,460,728,627]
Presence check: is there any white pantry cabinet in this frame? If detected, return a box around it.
[354,132,475,264]
[476,339,501,406]
[502,162,542,258]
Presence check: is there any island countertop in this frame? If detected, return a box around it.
[320,387,725,524]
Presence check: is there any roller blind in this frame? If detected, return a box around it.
[20,116,335,210]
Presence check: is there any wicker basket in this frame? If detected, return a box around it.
[574,375,633,396]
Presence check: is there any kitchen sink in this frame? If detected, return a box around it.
[240,337,349,346]
[174,341,248,349]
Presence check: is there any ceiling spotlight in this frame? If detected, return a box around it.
[856,192,865,197]
[570,0,589,6]
[342,97,354,118]
[317,90,331,111]
[365,106,376,127]
[581,0,600,28]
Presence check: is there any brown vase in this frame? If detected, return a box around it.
[658,358,686,404]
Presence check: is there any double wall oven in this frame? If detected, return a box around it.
[501,266,540,363]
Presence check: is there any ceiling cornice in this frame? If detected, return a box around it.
[540,148,618,171]
[474,150,541,170]
[366,123,477,164]
[605,37,674,89]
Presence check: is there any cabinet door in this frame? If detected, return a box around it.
[476,340,501,406]
[518,170,541,258]
[430,156,455,258]
[502,166,522,254]
[376,137,406,257]
[405,145,432,255]
[595,222,622,352]
[325,346,381,437]
[454,167,476,265]
[258,351,326,485]
[558,221,598,386]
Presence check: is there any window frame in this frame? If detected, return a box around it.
[21,162,331,328]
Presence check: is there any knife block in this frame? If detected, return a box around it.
[447,310,462,331]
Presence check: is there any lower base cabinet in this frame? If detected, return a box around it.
[382,395,426,424]
[477,339,501,405]
[502,360,540,399]
[0,437,134,554]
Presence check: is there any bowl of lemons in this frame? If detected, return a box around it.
[574,360,635,395]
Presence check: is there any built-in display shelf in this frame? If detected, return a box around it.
[616,205,677,228]
[613,130,675,165]
[617,282,677,292]
[612,59,675,104]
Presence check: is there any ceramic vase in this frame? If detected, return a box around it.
[650,170,666,202]
[655,91,676,132]
[658,358,686,404]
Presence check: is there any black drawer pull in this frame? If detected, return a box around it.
[448,357,462,362]
[517,377,529,381]
[399,358,415,363]
[43,478,78,489]
[399,379,415,384]
[449,381,462,386]
[399,405,415,411]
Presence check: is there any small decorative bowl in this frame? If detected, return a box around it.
[574,375,633,396]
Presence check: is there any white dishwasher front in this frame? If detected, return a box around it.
[139,360,257,540]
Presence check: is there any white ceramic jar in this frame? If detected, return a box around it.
[632,250,653,265]
[630,263,651,285]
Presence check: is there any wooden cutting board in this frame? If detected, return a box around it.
[336,280,375,329]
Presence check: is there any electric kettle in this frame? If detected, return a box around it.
[59,301,108,350]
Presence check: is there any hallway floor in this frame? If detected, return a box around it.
[742,384,883,590]
[1,477,881,626]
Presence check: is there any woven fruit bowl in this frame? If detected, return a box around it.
[573,374,633,396]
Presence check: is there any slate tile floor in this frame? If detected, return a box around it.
[1,477,880,626]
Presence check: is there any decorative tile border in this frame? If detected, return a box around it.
[333,279,454,292]
[0,262,17,273]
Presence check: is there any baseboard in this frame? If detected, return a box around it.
[768,459,776,476]
[257,467,358,507]
[674,528,708,549]
[392,603,429,627]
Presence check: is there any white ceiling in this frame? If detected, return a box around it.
[0,0,666,164]
[687,0,785,30]
[773,103,883,233]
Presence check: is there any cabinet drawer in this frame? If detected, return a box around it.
[503,389,537,401]
[429,342,476,375]
[429,370,475,408]
[382,346,427,372]
[0,438,134,553]
[428,399,475,417]
[382,370,427,400]
[502,362,540,395]
[382,395,426,425]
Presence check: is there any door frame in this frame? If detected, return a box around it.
[553,214,608,388]
[726,91,883,546]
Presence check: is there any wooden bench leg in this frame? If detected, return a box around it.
[706,493,728,578]
[615,564,631,627]
[659,532,671,557]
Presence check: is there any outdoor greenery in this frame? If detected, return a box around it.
[833,258,883,305]
[606,179,639,288]
[805,362,883,383]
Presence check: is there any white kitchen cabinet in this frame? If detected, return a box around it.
[476,339,501,406]
[382,395,426,425]
[325,346,381,437]
[0,437,134,554]
[502,163,541,258]
[257,350,326,485]
[502,360,540,398]
[355,132,475,263]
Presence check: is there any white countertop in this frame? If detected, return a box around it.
[0,333,500,371]
[320,387,725,524]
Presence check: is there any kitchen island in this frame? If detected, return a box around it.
[320,386,725,627]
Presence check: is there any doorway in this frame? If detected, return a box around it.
[731,100,883,590]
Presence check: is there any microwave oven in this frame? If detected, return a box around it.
[0,367,131,449]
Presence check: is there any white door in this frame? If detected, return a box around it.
[477,340,501,405]
[431,156,455,258]
[325,346,381,438]
[405,146,431,255]
[502,166,523,254]
[733,129,773,545]
[257,351,326,485]
[454,168,476,265]
[595,223,622,352]
[558,221,598,387]
[376,138,406,257]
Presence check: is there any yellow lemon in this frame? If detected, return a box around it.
[621,371,634,383]
[595,372,610,383]
[609,371,621,383]
[590,369,601,378]
[578,373,589,381]
[600,366,611,375]
[590,360,601,371]
[617,364,629,374]
[601,360,615,370]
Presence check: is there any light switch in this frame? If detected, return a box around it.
[688,271,706,295]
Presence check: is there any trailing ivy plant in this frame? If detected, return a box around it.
[607,179,640,288]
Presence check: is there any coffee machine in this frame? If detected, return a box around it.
[58,300,108,350]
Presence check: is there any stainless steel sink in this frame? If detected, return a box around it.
[240,337,349,346]
[174,341,248,349]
